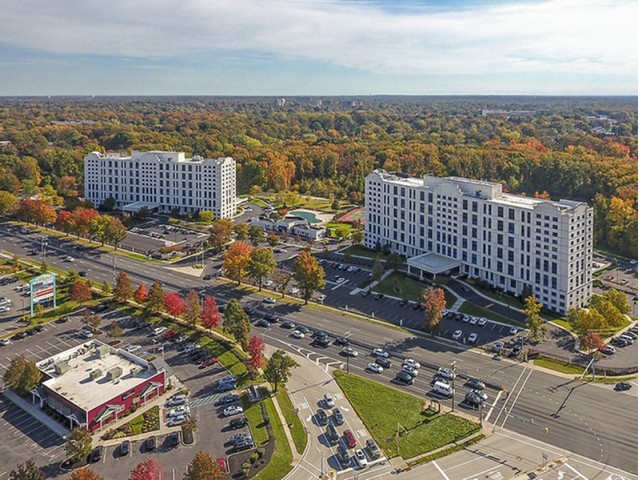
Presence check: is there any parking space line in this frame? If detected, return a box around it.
[433,460,451,480]
[564,463,590,480]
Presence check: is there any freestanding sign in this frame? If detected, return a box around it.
[29,273,57,317]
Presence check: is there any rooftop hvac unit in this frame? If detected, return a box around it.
[54,361,70,375]
[97,344,110,358]
[89,369,102,380]
[129,366,143,376]
[106,366,123,381]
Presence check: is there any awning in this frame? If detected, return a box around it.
[407,252,461,275]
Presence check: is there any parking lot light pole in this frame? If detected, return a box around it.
[450,360,457,412]
[346,339,350,374]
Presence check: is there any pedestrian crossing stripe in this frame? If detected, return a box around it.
[187,393,223,408]
[298,401,310,410]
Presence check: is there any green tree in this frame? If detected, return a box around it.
[4,354,42,396]
[113,270,134,303]
[88,215,110,245]
[248,225,264,246]
[264,349,299,392]
[104,216,127,249]
[524,295,546,340]
[233,223,249,241]
[145,281,166,315]
[9,459,43,480]
[292,250,325,304]
[350,228,364,246]
[248,247,276,290]
[371,255,384,281]
[184,290,201,327]
[0,190,19,217]
[65,427,92,463]
[198,210,215,224]
[101,281,112,295]
[423,287,446,334]
[183,451,225,480]
[600,288,631,315]
[223,299,251,350]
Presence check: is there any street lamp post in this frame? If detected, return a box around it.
[450,360,457,412]
[346,339,350,374]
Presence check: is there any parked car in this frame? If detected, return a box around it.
[120,440,130,456]
[0,338,11,346]
[264,313,279,323]
[152,326,167,336]
[146,436,157,451]
[468,333,478,343]
[366,439,381,459]
[372,348,389,358]
[336,445,351,467]
[367,363,384,374]
[615,382,632,391]
[452,330,463,340]
[223,405,244,417]
[229,416,249,429]
[167,395,188,407]
[168,406,190,417]
[326,423,340,444]
[509,326,520,335]
[263,297,276,304]
[199,357,219,368]
[492,341,505,353]
[256,319,271,328]
[354,448,368,468]
[344,429,357,448]
[90,446,104,463]
[333,408,345,425]
[217,394,241,406]
[168,432,180,447]
[478,317,488,326]
[316,409,328,426]
[281,320,295,329]
[466,378,485,390]
[599,345,616,355]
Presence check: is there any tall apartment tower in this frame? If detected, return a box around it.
[84,151,236,219]
[365,170,593,314]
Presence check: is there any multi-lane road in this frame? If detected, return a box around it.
[0,224,637,475]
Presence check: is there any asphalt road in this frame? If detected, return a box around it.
[0,224,637,474]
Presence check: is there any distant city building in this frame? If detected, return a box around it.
[365,170,593,314]
[84,151,236,218]
[31,341,168,432]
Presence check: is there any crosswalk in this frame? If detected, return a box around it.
[187,393,223,409]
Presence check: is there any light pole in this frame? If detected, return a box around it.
[345,339,350,374]
[112,256,116,281]
[450,360,457,412]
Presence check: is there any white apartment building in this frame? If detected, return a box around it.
[365,170,593,314]
[84,151,236,219]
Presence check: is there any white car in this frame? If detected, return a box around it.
[509,327,519,335]
[290,287,300,295]
[468,333,478,343]
[63,256,75,262]
[469,316,479,325]
[323,393,335,408]
[372,348,389,358]
[403,358,421,369]
[223,405,244,417]
[471,389,488,401]
[263,297,276,304]
[401,364,419,377]
[477,317,488,327]
[0,338,11,346]
[452,330,463,341]
[342,346,358,357]
[81,330,93,338]
[125,344,142,353]
[462,315,471,323]
[354,449,368,468]
[367,363,383,373]
[318,294,327,302]
[168,406,190,417]
[167,395,188,407]
[291,330,305,339]
[167,415,187,427]
[263,280,273,287]
[0,305,10,313]
[183,343,199,353]
[153,326,167,336]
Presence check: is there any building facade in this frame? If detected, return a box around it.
[365,170,593,314]
[249,216,326,239]
[84,151,236,218]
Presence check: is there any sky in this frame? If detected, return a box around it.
[0,0,636,96]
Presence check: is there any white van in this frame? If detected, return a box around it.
[433,381,455,398]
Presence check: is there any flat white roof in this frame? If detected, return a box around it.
[122,201,160,212]
[408,252,461,274]
[38,341,159,412]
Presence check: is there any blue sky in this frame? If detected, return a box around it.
[0,0,636,95]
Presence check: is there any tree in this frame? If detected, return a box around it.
[584,331,604,354]
[371,255,384,281]
[600,288,631,315]
[88,215,110,245]
[350,228,364,246]
[55,210,77,236]
[72,207,100,238]
[83,313,102,329]
[9,459,43,480]
[69,280,92,302]
[233,223,249,241]
[200,297,221,329]
[0,190,19,217]
[133,284,148,304]
[113,270,134,303]
[105,215,128,249]
[146,281,166,315]
[164,293,185,318]
[422,287,446,334]
[17,199,57,226]
[266,232,279,247]
[334,225,350,240]
[183,451,225,480]
[248,247,276,290]
[272,268,292,298]
[223,299,250,349]
[264,349,299,392]
[108,321,123,339]
[223,241,253,285]
[4,354,42,396]
[129,459,164,480]
[101,281,112,295]
[292,249,325,304]
[65,427,92,463]
[184,290,201,326]
[208,219,233,253]
[68,468,104,480]
[183,415,198,435]
[524,295,546,340]
[248,335,266,372]
[248,225,264,246]
[198,210,215,224]
[64,271,80,289]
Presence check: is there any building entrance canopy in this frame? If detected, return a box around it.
[122,201,159,213]
[407,253,461,278]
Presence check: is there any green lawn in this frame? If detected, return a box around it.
[457,301,520,326]
[242,393,270,446]
[334,371,479,459]
[275,389,307,455]
[325,222,357,238]
[533,357,587,375]
[373,272,455,307]
[463,281,523,309]
[340,245,379,259]
[254,388,294,480]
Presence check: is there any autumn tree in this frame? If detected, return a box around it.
[223,241,253,285]
[248,335,266,372]
[65,427,92,463]
[524,295,546,340]
[233,223,249,241]
[183,451,225,480]
[264,349,299,392]
[371,255,384,281]
[88,215,110,245]
[145,281,166,315]
[248,225,264,246]
[0,191,19,217]
[9,460,43,480]
[266,232,279,247]
[83,313,101,329]
[200,297,221,329]
[223,299,251,350]
[58,175,79,198]
[69,280,92,302]
[197,210,215,224]
[248,247,276,290]
[68,468,103,480]
[208,219,233,253]
[105,215,128,249]
[17,199,57,226]
[584,331,605,354]
[108,321,123,339]
[184,290,201,326]
[261,151,296,191]
[164,293,185,318]
[133,284,149,304]
[292,249,325,304]
[129,459,164,480]
[272,268,292,298]
[72,207,100,238]
[55,210,77,236]
[3,354,42,396]
[423,287,446,334]
[113,270,134,303]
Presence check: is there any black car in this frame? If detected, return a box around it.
[264,314,279,323]
[395,371,414,385]
[412,302,422,310]
[12,331,27,340]
[217,394,241,406]
[336,445,351,468]
[55,316,69,324]
[168,432,180,447]
[362,290,371,298]
[615,382,632,391]
[26,328,37,336]
[466,378,485,390]
[465,391,484,407]
[374,357,392,369]
[234,439,255,452]
[313,337,331,348]
[296,325,310,334]
[374,293,384,300]
[281,320,295,329]
[333,408,345,425]
[90,446,104,463]
[256,319,270,328]
[146,436,157,451]
[229,416,249,429]
[366,439,381,459]
[313,330,328,339]
[334,336,349,346]
[430,375,451,386]
[203,275,214,280]
[120,440,130,456]
[33,325,45,332]
[244,306,256,316]
[398,299,408,307]
[78,271,87,277]
[315,409,328,426]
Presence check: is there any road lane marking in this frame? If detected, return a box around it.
[433,460,451,480]
[564,463,589,480]
[499,368,533,429]
[483,390,502,423]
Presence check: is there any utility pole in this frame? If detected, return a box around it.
[112,256,116,281]
[479,401,483,427]
[450,360,457,412]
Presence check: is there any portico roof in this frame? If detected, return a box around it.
[407,252,461,275]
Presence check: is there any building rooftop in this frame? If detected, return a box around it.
[37,341,160,412]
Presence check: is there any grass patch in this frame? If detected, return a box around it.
[588,375,637,384]
[550,318,574,331]
[533,357,587,375]
[276,389,306,455]
[457,302,520,326]
[242,393,270,446]
[254,389,294,480]
[340,245,379,259]
[333,371,479,459]
[325,222,357,238]
[373,272,455,307]
[464,282,523,309]
[408,433,485,467]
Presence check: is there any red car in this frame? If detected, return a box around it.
[199,357,219,368]
[163,330,178,341]
[343,429,356,448]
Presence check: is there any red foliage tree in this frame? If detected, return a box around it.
[129,459,164,480]
[55,210,76,235]
[69,280,93,302]
[72,207,100,238]
[200,296,221,329]
[247,335,266,371]
[17,199,57,225]
[163,293,185,317]
[133,284,148,304]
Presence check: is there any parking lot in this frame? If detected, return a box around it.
[122,218,208,257]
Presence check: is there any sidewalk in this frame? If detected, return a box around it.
[3,388,71,437]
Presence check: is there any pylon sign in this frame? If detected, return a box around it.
[30,273,57,317]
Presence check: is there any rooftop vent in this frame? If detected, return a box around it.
[106,366,123,381]
[89,369,102,380]
[97,344,110,358]
[54,361,70,375]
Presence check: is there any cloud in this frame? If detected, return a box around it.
[0,0,636,78]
